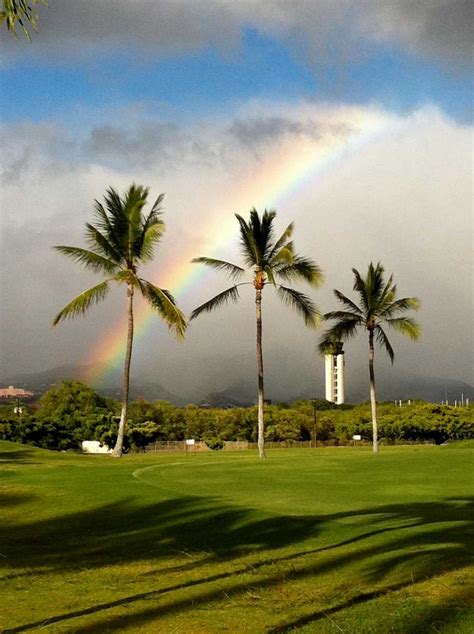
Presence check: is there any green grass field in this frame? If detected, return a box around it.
[1,441,473,633]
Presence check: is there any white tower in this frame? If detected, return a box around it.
[324,341,345,404]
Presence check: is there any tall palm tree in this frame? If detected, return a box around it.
[53,184,187,457]
[319,262,420,453]
[191,209,323,458]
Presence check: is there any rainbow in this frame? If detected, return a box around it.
[84,109,392,385]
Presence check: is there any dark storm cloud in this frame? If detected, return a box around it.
[83,121,181,168]
[4,0,242,57]
[3,1,472,69]
[361,0,473,67]
[229,116,351,150]
[82,120,220,170]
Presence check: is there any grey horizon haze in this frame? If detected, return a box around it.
[0,1,472,402]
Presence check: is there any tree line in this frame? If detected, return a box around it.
[1,381,472,452]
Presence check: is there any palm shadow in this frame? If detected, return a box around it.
[3,496,472,633]
[0,448,38,465]
[1,493,321,572]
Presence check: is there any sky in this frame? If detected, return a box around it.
[0,0,472,401]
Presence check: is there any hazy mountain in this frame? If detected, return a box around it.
[0,364,91,392]
[200,387,254,408]
[200,377,472,406]
[1,364,471,406]
[0,364,185,405]
[99,381,186,406]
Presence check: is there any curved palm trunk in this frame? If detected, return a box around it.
[255,286,266,459]
[112,284,134,457]
[368,329,378,453]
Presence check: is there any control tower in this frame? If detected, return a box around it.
[324,341,345,404]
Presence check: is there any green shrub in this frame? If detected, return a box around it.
[204,437,224,450]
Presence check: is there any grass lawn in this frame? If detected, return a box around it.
[1,440,473,633]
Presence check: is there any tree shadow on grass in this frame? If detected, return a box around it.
[0,492,33,508]
[1,494,322,571]
[268,584,474,633]
[3,497,473,633]
[0,448,39,465]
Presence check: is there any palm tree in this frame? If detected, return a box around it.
[318,262,420,453]
[191,209,323,458]
[53,184,187,457]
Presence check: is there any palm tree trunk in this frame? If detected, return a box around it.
[255,287,266,459]
[368,329,378,453]
[112,284,134,457]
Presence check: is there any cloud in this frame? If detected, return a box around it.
[228,115,351,153]
[3,0,472,69]
[0,101,472,396]
[2,0,243,59]
[360,0,473,67]
[82,121,183,170]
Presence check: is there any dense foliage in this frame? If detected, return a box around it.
[0,381,472,451]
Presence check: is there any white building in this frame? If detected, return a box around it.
[324,342,345,404]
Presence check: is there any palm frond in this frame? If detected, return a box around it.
[190,285,241,320]
[377,274,395,309]
[104,187,129,250]
[113,270,145,292]
[270,242,294,265]
[386,316,421,340]
[276,257,323,287]
[140,280,187,340]
[333,289,363,315]
[92,200,122,254]
[324,310,362,322]
[125,185,149,259]
[85,223,121,262]
[138,217,166,261]
[375,325,395,363]
[53,280,112,326]
[235,213,259,267]
[317,336,344,356]
[366,261,385,309]
[148,192,165,216]
[53,246,119,274]
[192,257,245,280]
[257,209,276,260]
[134,192,165,260]
[352,267,370,313]
[318,319,360,350]
[277,286,320,327]
[264,264,276,285]
[269,222,294,259]
[381,297,421,317]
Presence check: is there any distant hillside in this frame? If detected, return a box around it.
[200,389,253,408]
[98,381,186,406]
[0,364,91,393]
[0,364,185,405]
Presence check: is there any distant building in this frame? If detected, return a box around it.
[323,342,345,405]
[0,385,34,399]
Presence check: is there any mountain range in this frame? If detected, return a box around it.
[1,364,472,406]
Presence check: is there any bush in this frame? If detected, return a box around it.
[204,437,224,450]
